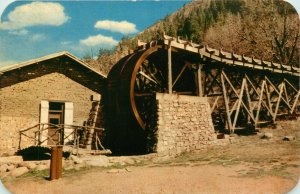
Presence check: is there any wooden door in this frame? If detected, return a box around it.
[48,102,64,145]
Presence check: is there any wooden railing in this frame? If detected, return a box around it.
[18,123,105,154]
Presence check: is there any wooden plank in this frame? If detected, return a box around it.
[229,100,239,117]
[255,80,266,124]
[198,64,203,97]
[168,44,172,94]
[205,70,222,95]
[273,83,284,122]
[222,72,255,122]
[284,78,298,92]
[244,80,255,123]
[173,63,188,87]
[264,81,274,117]
[265,77,292,110]
[162,35,300,76]
[245,75,272,115]
[211,96,220,113]
[232,79,246,132]
[221,72,233,133]
[283,82,290,103]
[291,91,300,113]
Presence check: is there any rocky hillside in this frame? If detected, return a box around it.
[87,0,300,75]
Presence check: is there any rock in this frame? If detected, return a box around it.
[119,162,126,166]
[109,156,135,165]
[64,165,75,171]
[18,161,37,170]
[295,132,300,139]
[27,162,37,170]
[229,133,238,138]
[84,155,110,167]
[107,169,119,173]
[0,156,23,165]
[0,164,9,173]
[74,165,82,171]
[106,169,127,173]
[282,136,295,141]
[40,160,51,167]
[261,132,273,139]
[1,150,16,157]
[94,149,112,155]
[10,167,29,177]
[125,167,132,172]
[36,164,48,171]
[7,164,15,171]
[70,155,83,164]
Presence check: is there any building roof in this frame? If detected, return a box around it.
[0,51,107,78]
[0,51,107,93]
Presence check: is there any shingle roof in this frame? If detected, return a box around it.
[0,51,107,78]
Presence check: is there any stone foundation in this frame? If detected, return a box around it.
[154,93,216,155]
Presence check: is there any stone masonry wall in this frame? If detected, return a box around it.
[155,93,216,156]
[0,72,100,150]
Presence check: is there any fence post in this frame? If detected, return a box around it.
[50,146,63,180]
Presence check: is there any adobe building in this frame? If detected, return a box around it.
[0,51,106,151]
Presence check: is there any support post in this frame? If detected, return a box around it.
[255,80,266,124]
[232,78,246,131]
[198,64,203,97]
[273,82,284,122]
[221,71,233,133]
[168,44,172,94]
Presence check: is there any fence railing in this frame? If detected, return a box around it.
[18,123,105,154]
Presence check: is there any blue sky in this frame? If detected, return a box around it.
[0,1,189,67]
[0,0,299,68]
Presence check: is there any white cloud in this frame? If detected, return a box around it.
[0,2,69,30]
[30,34,46,42]
[8,29,29,36]
[80,34,118,48]
[61,41,72,45]
[94,20,138,34]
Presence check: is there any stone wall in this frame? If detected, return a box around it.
[0,72,100,150]
[155,93,216,155]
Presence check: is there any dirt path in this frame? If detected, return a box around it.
[4,120,300,194]
[4,165,297,194]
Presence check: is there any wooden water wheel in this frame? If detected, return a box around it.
[106,44,200,154]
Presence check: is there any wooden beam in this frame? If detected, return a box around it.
[221,72,233,133]
[229,100,239,117]
[244,80,254,124]
[172,63,188,88]
[264,81,274,117]
[291,91,300,113]
[168,44,172,94]
[255,80,266,124]
[222,72,255,122]
[198,64,203,97]
[265,77,291,110]
[273,83,284,122]
[232,78,246,132]
[211,96,220,113]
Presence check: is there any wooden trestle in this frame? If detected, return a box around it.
[138,34,300,133]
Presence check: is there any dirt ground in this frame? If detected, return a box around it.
[3,120,300,194]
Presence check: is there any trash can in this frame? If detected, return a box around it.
[50,146,63,180]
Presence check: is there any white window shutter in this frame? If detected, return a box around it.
[64,102,73,144]
[40,100,49,145]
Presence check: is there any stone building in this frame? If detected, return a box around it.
[0,51,106,150]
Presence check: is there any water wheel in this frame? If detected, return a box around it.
[106,44,200,154]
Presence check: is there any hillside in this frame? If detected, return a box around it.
[87,0,300,75]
